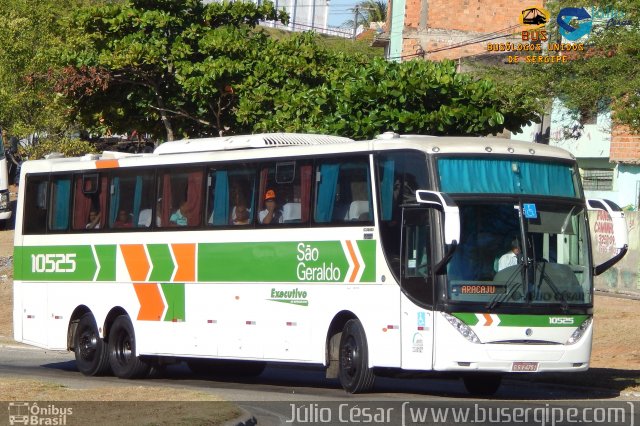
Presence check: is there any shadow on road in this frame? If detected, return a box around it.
[38,360,636,400]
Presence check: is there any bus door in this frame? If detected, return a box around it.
[399,207,434,370]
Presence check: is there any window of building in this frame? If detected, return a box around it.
[581,169,613,191]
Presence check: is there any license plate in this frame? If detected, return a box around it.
[512,362,539,372]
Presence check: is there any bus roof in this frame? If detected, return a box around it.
[153,133,356,154]
[371,133,575,161]
[21,132,575,174]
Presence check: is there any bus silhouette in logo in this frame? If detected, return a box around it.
[521,7,548,26]
[8,402,30,425]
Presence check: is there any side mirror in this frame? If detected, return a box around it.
[586,198,628,276]
[415,190,460,245]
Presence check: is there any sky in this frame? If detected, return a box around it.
[327,0,360,28]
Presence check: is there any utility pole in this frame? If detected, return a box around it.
[353,5,359,40]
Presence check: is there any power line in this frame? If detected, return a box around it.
[385,24,521,61]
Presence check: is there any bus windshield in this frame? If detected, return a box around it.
[446,201,591,306]
[438,157,579,198]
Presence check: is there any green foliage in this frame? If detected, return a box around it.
[60,0,288,141]
[20,137,97,160]
[2,0,537,143]
[0,0,92,138]
[235,34,537,139]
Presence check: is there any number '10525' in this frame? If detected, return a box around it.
[31,254,77,273]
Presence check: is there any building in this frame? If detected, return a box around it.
[378,0,640,209]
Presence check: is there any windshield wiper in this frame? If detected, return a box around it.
[487,265,524,310]
[534,262,569,311]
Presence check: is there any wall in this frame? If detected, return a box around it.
[549,100,611,159]
[590,210,640,295]
[398,0,544,60]
[611,125,640,163]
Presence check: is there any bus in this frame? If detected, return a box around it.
[13,132,628,395]
[0,133,13,224]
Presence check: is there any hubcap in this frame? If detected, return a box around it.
[79,330,97,361]
[341,335,358,378]
[115,332,133,365]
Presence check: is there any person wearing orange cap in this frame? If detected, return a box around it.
[259,189,283,224]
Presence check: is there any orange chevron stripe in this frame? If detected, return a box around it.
[172,243,196,282]
[120,244,150,281]
[96,159,120,169]
[133,283,165,321]
[345,240,360,283]
[483,313,493,326]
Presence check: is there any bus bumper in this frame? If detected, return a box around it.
[433,314,592,373]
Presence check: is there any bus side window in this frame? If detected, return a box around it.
[314,159,372,225]
[257,161,311,225]
[72,174,106,230]
[108,171,155,229]
[23,175,49,234]
[157,168,204,228]
[48,175,72,231]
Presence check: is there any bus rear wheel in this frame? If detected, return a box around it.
[338,319,375,393]
[74,313,110,376]
[108,315,150,379]
[462,373,502,396]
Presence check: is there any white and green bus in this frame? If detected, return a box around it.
[13,133,627,395]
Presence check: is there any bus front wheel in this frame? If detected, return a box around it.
[462,373,502,396]
[74,313,110,376]
[338,319,375,393]
[108,315,150,379]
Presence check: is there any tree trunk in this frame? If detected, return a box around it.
[154,87,175,141]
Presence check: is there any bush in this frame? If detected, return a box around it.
[19,137,98,160]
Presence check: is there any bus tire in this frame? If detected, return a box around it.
[338,319,375,393]
[108,315,150,379]
[462,373,502,396]
[74,313,110,376]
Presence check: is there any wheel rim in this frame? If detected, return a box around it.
[341,335,359,379]
[114,331,133,366]
[78,329,98,361]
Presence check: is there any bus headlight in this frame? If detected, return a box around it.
[443,313,480,343]
[565,317,592,345]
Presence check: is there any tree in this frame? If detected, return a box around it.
[0,0,91,138]
[58,0,537,141]
[235,33,539,139]
[59,0,287,141]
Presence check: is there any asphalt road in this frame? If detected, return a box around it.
[0,344,629,426]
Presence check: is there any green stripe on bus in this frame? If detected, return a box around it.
[452,313,590,327]
[16,245,98,281]
[161,283,185,322]
[357,240,376,282]
[197,241,373,283]
[148,244,175,282]
[95,245,117,281]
